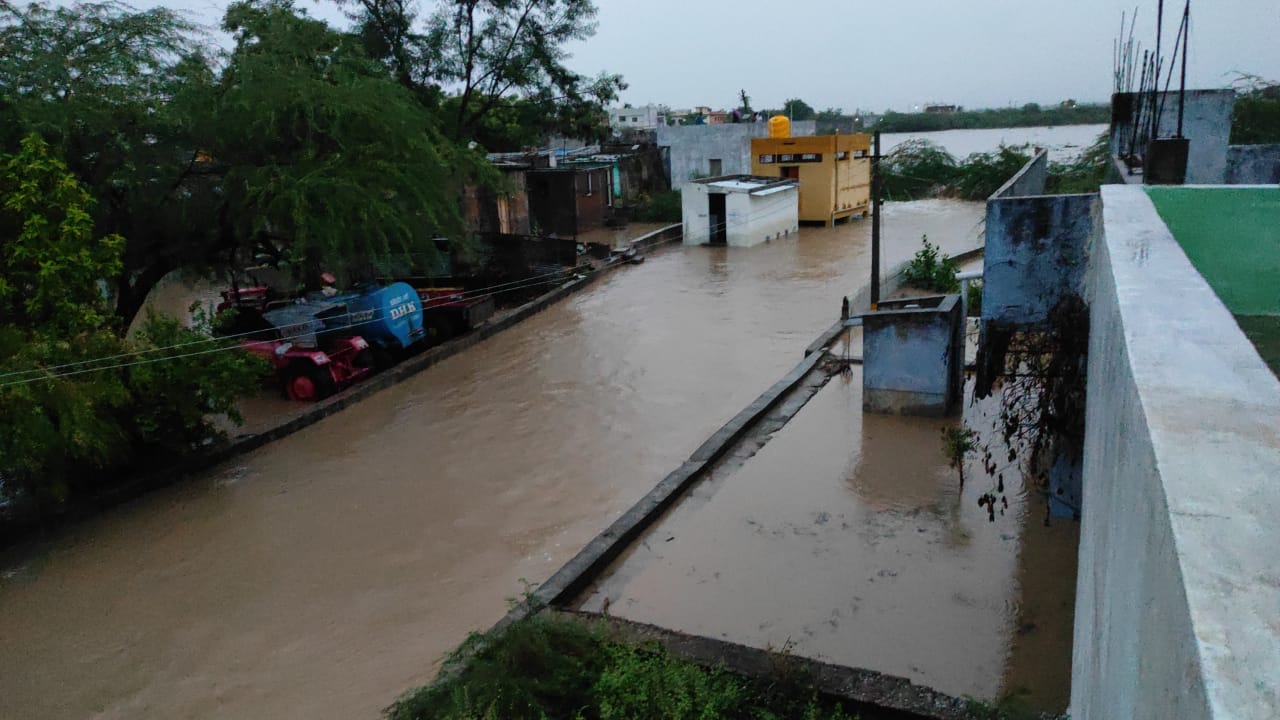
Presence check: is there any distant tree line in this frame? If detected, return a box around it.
[873,103,1111,133]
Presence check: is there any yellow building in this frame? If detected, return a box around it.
[750,125,871,226]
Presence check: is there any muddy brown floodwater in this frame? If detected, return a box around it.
[0,201,987,720]
[575,374,1079,712]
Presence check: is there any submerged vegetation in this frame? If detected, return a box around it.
[881,133,1110,202]
[390,614,861,720]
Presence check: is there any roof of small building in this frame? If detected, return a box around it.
[692,174,799,195]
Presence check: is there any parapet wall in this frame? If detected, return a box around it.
[981,193,1094,328]
[1073,185,1280,720]
[988,148,1048,199]
[1109,89,1235,184]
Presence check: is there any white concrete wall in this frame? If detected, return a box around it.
[680,184,798,247]
[1109,90,1235,184]
[724,190,798,247]
[681,183,711,245]
[1074,185,1280,720]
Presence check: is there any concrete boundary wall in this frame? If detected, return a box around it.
[0,225,683,548]
[981,193,1095,328]
[1225,144,1280,184]
[1073,186,1280,719]
[989,148,1049,199]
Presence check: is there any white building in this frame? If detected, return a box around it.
[681,175,799,247]
[608,105,662,130]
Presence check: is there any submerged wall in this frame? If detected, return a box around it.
[1074,185,1280,720]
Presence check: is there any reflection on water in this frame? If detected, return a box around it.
[0,201,986,720]
[576,376,1077,712]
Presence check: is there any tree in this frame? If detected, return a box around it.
[737,88,752,115]
[781,98,815,121]
[203,0,490,285]
[0,0,217,326]
[337,0,624,146]
[0,134,260,510]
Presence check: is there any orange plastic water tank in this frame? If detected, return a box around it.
[768,115,791,138]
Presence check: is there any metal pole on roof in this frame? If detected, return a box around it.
[1177,0,1190,137]
[870,131,882,308]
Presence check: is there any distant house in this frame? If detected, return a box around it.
[526,164,613,237]
[657,121,818,189]
[924,104,959,114]
[608,105,661,130]
[465,161,531,235]
[681,175,798,247]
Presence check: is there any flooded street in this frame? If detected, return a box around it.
[0,201,989,720]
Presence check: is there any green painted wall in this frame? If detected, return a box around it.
[1146,187,1280,315]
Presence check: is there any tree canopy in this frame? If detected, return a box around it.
[0,134,261,510]
[341,0,625,145]
[0,0,620,517]
[781,98,816,121]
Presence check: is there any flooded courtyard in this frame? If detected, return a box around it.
[0,199,1076,720]
[574,371,1078,712]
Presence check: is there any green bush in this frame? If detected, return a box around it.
[390,615,861,720]
[967,280,984,317]
[1231,83,1280,144]
[632,190,682,223]
[903,235,960,293]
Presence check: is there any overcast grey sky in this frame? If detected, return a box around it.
[161,0,1280,111]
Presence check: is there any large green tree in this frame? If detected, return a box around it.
[0,134,260,510]
[204,0,487,282]
[341,0,624,146]
[781,98,816,121]
[0,0,216,326]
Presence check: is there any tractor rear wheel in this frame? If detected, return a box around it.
[285,364,337,401]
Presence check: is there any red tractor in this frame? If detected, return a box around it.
[218,297,373,402]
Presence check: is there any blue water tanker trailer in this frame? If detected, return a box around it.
[318,282,426,365]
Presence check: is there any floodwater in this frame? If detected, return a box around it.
[883,123,1108,162]
[0,201,985,720]
[576,373,1079,712]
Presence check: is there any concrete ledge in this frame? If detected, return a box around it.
[554,609,980,720]
[1073,185,1280,719]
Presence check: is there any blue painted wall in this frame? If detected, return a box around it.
[982,194,1095,328]
[863,296,963,416]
